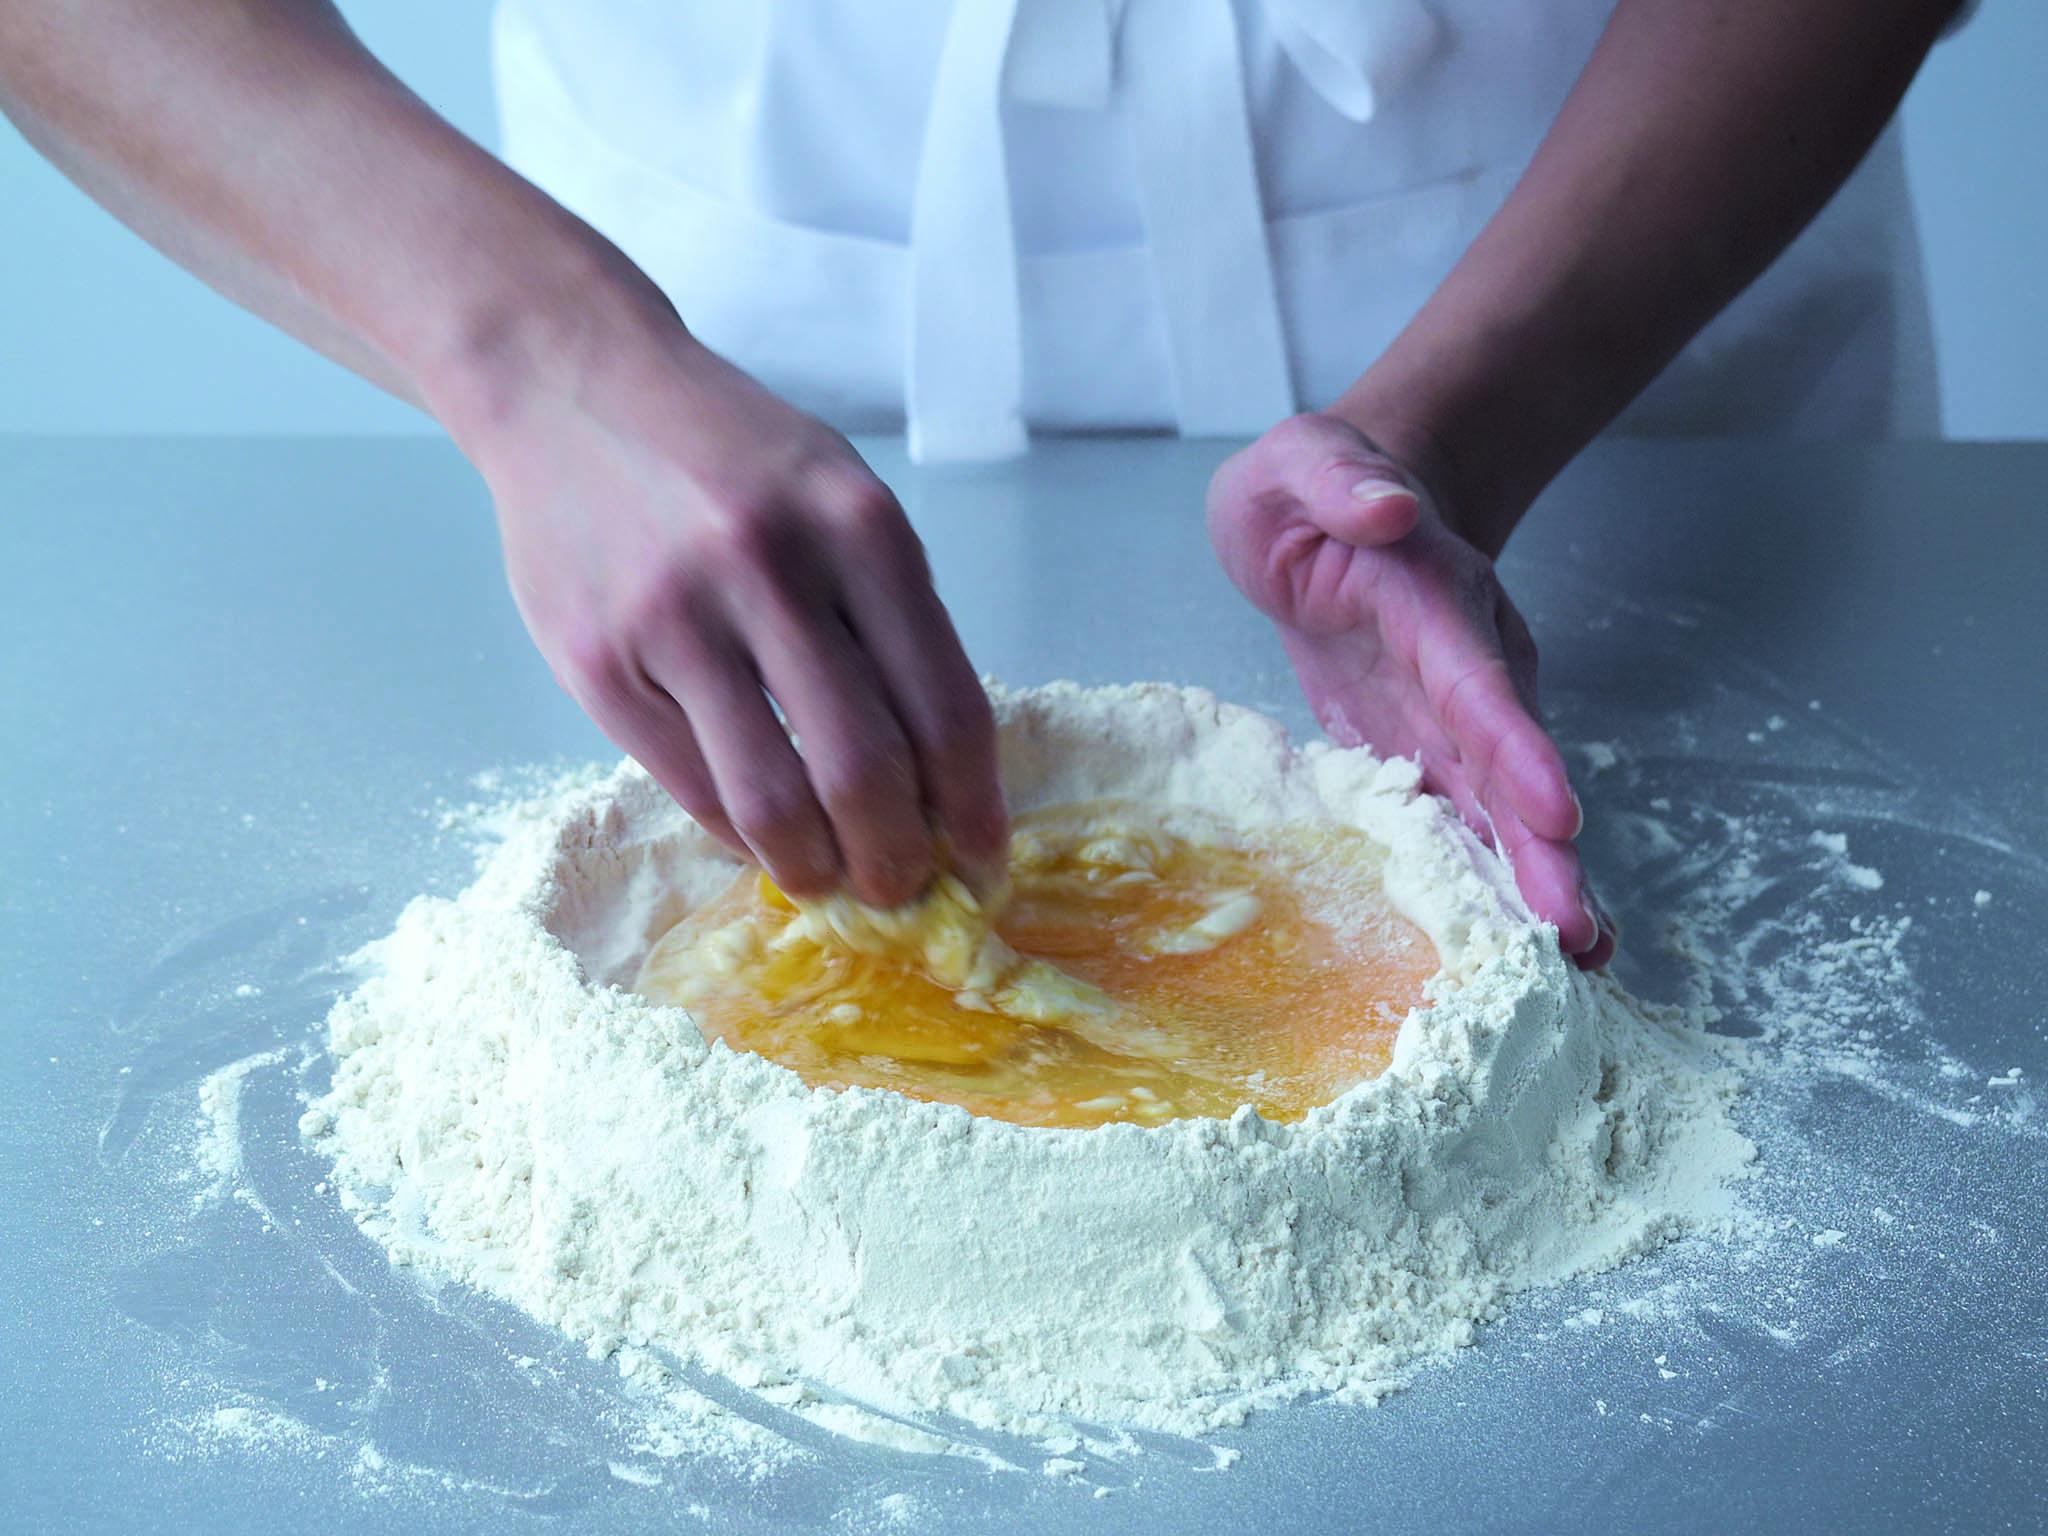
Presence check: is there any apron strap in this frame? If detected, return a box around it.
[907,0,1031,463]
[1122,0,1295,436]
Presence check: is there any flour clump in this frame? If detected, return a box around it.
[304,681,1751,1442]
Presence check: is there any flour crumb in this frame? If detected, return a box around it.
[873,1492,922,1526]
[196,1050,284,1208]
[164,1400,318,1462]
[1807,830,1884,890]
[1578,741,1621,772]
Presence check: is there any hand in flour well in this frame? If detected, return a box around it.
[470,322,1006,907]
[1207,413,1614,968]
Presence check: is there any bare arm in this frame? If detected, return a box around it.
[1335,0,1964,553]
[1,0,1007,905]
[0,0,602,412]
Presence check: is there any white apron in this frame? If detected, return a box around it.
[490,0,1942,461]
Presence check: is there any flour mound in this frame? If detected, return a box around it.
[304,682,1751,1441]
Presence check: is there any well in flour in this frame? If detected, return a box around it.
[633,797,1437,1127]
[302,681,1753,1445]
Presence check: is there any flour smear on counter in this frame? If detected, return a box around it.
[294,682,1754,1453]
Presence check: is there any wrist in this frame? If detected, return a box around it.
[410,222,691,460]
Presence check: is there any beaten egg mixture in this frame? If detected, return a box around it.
[635,801,1436,1128]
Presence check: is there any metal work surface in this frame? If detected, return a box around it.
[3,435,2044,1533]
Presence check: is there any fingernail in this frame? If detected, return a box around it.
[1575,875,1621,949]
[1350,479,1414,505]
[1569,785,1586,839]
[1585,886,1618,943]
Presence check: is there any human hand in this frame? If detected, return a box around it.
[465,326,1006,907]
[1208,413,1614,967]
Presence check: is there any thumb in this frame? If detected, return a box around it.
[1282,419,1421,547]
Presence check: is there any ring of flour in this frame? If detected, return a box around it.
[304,681,1749,1439]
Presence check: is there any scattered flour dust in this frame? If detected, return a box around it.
[149,1381,697,1507]
[194,1048,283,1211]
[294,681,1754,1461]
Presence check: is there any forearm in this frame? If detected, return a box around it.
[0,0,669,433]
[1332,0,1960,555]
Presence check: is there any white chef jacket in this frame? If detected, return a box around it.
[490,0,1944,461]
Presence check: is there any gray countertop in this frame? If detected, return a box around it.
[2,435,2044,1534]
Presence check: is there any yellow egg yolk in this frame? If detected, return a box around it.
[633,801,1437,1128]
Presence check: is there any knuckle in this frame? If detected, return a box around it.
[660,772,719,823]
[815,742,914,815]
[920,688,998,769]
[693,499,793,571]
[633,567,728,657]
[946,799,1010,867]
[851,851,930,908]
[819,470,913,545]
[555,627,633,702]
[645,757,724,829]
[840,475,901,526]
[615,567,684,650]
[694,503,836,608]
[724,775,812,847]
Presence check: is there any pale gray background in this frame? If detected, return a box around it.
[2,2,2043,439]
